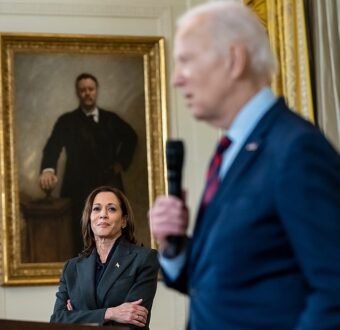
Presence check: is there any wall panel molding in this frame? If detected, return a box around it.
[0,1,176,19]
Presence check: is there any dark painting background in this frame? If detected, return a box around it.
[14,53,150,262]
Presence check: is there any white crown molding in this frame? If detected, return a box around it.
[0,1,187,18]
[0,1,187,38]
[0,2,170,18]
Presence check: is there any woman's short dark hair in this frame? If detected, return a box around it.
[80,186,137,257]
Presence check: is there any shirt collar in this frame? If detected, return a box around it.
[82,107,99,122]
[96,235,122,266]
[226,87,277,143]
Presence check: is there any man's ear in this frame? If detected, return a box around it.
[227,43,248,79]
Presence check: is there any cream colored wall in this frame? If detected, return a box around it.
[0,0,217,329]
[0,283,188,329]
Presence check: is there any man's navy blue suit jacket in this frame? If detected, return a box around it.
[164,98,340,329]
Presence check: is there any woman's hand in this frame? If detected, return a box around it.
[66,299,73,311]
[104,298,148,327]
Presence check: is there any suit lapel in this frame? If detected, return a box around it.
[96,239,137,307]
[76,250,98,309]
[190,131,265,268]
[220,100,284,192]
[191,99,286,266]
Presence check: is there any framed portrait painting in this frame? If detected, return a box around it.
[0,33,168,285]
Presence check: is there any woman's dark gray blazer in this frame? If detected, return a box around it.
[51,238,159,329]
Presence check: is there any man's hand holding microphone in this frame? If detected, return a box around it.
[149,140,189,258]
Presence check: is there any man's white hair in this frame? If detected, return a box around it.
[177,0,277,79]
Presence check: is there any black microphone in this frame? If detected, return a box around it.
[164,140,186,258]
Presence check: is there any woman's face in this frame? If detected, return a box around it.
[90,191,127,240]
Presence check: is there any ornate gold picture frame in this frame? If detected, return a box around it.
[0,33,168,285]
[244,0,314,121]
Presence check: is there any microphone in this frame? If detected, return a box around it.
[166,140,184,198]
[164,140,186,258]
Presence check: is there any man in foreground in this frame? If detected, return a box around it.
[150,1,340,329]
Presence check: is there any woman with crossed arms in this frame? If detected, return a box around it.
[51,186,159,329]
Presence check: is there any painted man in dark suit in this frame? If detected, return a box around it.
[150,2,340,329]
[39,73,137,254]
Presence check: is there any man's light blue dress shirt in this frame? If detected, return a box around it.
[160,87,278,280]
